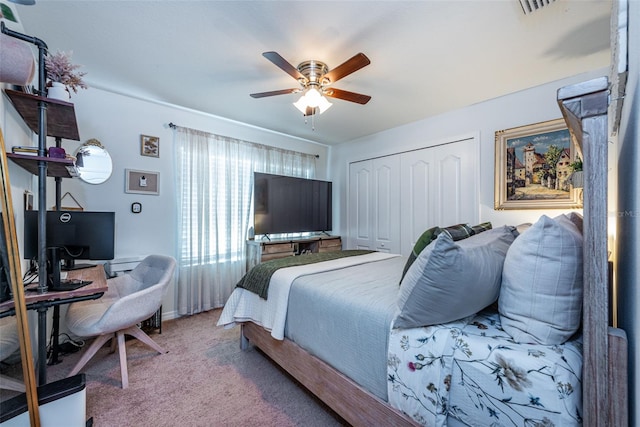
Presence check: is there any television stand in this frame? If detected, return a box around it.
[246,235,341,269]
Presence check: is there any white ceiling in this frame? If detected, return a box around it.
[15,0,611,145]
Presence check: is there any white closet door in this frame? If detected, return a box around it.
[400,149,436,256]
[348,160,373,250]
[433,138,478,226]
[372,155,401,253]
[348,156,401,252]
[400,137,478,256]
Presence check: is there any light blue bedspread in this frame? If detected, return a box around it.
[284,255,405,401]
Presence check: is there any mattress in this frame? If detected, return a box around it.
[284,255,405,401]
[222,251,583,426]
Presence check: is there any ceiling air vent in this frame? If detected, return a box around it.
[518,0,556,15]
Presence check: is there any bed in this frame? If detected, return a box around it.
[218,78,628,426]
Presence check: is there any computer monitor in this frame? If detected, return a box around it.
[23,210,115,271]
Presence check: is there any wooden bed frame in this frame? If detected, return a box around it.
[241,321,418,426]
[240,78,629,427]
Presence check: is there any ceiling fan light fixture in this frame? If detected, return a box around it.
[293,88,333,115]
[293,97,309,114]
[316,94,333,114]
[305,87,322,106]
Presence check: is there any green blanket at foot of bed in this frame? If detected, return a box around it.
[237,249,374,299]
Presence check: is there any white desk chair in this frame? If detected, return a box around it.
[65,255,176,388]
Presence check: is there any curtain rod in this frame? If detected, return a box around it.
[168,122,319,158]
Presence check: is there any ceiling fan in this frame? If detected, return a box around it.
[250,51,371,116]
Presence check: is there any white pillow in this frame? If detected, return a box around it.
[499,214,583,345]
[394,226,517,329]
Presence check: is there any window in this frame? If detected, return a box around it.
[173,126,316,314]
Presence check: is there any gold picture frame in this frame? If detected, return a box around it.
[140,134,159,157]
[494,118,583,210]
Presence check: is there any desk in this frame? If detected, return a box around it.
[0,265,108,385]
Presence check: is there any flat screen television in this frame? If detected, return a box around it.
[253,172,332,236]
[24,210,115,271]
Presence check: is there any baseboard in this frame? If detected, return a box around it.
[162,309,179,322]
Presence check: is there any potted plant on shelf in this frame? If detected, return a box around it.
[44,50,87,101]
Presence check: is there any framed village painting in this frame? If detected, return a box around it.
[494,118,583,210]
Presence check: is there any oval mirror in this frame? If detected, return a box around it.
[74,139,113,184]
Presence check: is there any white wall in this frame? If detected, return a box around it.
[1,87,329,320]
[330,67,609,237]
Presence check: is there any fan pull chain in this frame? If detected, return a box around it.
[302,114,317,131]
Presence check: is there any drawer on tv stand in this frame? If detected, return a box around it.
[261,251,296,262]
[262,242,297,255]
[318,237,342,251]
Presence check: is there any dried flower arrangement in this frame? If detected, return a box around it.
[44,50,88,93]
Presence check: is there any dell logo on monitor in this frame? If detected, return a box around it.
[59,212,72,223]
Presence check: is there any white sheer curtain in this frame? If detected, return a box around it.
[174,126,316,315]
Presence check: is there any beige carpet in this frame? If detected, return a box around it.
[2,309,347,426]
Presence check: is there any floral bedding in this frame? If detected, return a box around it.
[387,309,583,426]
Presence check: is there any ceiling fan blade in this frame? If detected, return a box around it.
[324,88,371,105]
[323,53,370,84]
[250,88,299,98]
[262,51,306,81]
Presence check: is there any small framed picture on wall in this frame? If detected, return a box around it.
[140,135,160,157]
[125,169,159,195]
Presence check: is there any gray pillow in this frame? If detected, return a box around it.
[399,222,492,284]
[499,214,583,345]
[565,211,583,233]
[394,225,517,329]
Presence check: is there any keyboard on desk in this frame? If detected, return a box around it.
[50,280,93,292]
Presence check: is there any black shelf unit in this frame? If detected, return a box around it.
[2,23,82,385]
